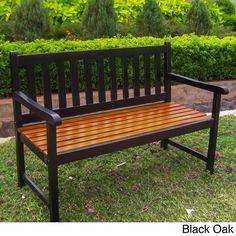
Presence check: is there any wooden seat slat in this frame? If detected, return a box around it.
[29,108,202,145]
[19,102,178,133]
[38,113,206,152]
[18,102,208,154]
[21,104,188,138]
[54,116,207,153]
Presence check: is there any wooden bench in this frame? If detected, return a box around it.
[11,42,229,222]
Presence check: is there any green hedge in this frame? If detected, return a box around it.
[0,34,235,97]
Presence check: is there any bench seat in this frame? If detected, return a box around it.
[18,102,209,155]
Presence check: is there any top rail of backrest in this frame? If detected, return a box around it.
[16,45,166,66]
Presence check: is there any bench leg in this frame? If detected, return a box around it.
[16,132,25,188]
[206,127,218,175]
[48,163,59,222]
[206,93,221,175]
[160,140,168,150]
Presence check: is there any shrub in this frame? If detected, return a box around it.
[13,0,51,41]
[0,35,235,97]
[81,0,116,39]
[135,0,165,37]
[51,23,82,40]
[0,20,15,41]
[166,18,187,36]
[186,0,212,35]
[210,24,234,37]
[222,14,236,30]
[216,0,235,15]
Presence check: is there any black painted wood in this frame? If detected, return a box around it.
[70,60,80,106]
[144,53,151,96]
[154,52,161,94]
[57,61,67,108]
[42,63,52,109]
[110,56,117,101]
[97,58,106,103]
[17,46,165,66]
[21,93,167,124]
[26,65,37,101]
[122,56,129,99]
[164,41,171,102]
[169,73,229,95]
[133,55,140,97]
[84,58,93,104]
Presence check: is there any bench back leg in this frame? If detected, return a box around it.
[48,163,59,222]
[160,140,168,150]
[15,131,25,188]
[206,93,221,175]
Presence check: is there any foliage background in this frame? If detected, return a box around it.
[1,34,235,97]
[0,0,233,25]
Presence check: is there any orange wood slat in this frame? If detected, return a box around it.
[18,102,208,155]
[19,103,188,137]
[18,102,177,133]
[55,116,207,153]
[38,112,206,152]
[27,106,194,141]
[19,102,177,135]
[30,108,202,145]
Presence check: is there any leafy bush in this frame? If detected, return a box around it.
[210,24,234,37]
[135,0,165,37]
[0,35,236,97]
[51,23,82,40]
[0,0,234,40]
[216,0,235,15]
[186,0,212,35]
[13,0,51,41]
[81,0,116,39]
[43,0,87,25]
[166,18,187,36]
[0,20,15,41]
[0,0,228,26]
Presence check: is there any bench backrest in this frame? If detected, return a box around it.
[11,42,171,124]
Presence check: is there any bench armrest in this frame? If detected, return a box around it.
[169,73,229,95]
[13,91,62,126]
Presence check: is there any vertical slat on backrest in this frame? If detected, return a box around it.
[122,56,129,99]
[26,65,37,101]
[164,41,172,102]
[96,58,106,103]
[57,61,67,108]
[70,60,80,106]
[41,63,52,109]
[154,52,161,94]
[10,52,23,127]
[84,58,93,104]
[144,53,151,96]
[133,55,140,97]
[110,56,117,101]
[10,52,20,92]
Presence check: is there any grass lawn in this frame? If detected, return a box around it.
[0,116,235,222]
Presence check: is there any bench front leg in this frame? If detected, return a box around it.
[16,130,25,188]
[47,124,59,222]
[206,92,221,174]
[13,97,26,188]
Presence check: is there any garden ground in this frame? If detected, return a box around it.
[0,115,235,222]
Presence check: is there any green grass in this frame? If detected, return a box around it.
[0,116,235,222]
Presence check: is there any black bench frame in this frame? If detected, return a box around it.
[11,42,229,222]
